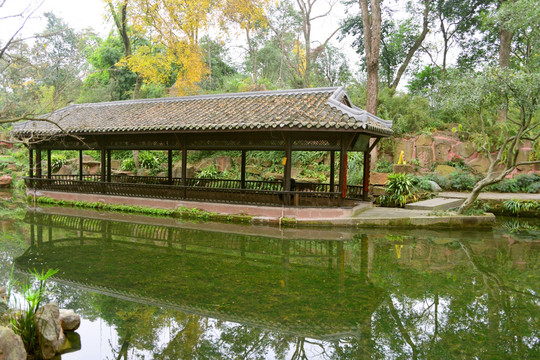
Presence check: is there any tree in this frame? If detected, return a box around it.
[268,0,339,88]
[441,68,540,214]
[220,0,271,85]
[121,0,212,95]
[357,0,382,115]
[343,1,431,92]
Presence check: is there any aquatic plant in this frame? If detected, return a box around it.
[8,267,59,355]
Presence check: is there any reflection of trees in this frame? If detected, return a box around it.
[359,234,540,359]
[11,210,540,359]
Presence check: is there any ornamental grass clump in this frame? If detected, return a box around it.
[7,267,59,355]
[378,173,419,207]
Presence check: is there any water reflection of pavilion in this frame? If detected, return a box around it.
[17,208,384,341]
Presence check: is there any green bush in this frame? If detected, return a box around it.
[120,158,136,172]
[378,173,419,207]
[50,153,69,172]
[503,199,540,216]
[449,172,479,191]
[374,159,393,173]
[196,164,220,179]
[424,173,451,190]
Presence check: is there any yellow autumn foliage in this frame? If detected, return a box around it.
[121,0,214,95]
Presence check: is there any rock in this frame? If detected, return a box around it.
[0,191,11,201]
[0,175,12,189]
[467,156,491,174]
[246,165,261,175]
[453,142,475,159]
[392,164,414,174]
[156,171,167,177]
[0,287,6,300]
[111,159,121,170]
[262,172,283,180]
[34,303,65,360]
[415,134,433,146]
[371,186,387,196]
[260,160,272,167]
[193,158,214,172]
[55,164,73,175]
[5,164,17,172]
[434,164,459,177]
[434,139,452,163]
[84,161,101,175]
[393,139,414,164]
[415,146,434,169]
[370,172,389,185]
[82,155,94,162]
[427,180,442,192]
[516,148,533,171]
[215,156,232,172]
[59,309,80,332]
[291,167,302,178]
[0,326,26,360]
[59,331,81,355]
[137,168,151,176]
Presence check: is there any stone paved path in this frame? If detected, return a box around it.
[439,192,540,201]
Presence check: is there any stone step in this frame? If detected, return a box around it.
[405,197,464,211]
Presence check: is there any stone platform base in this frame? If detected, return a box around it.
[28,190,372,222]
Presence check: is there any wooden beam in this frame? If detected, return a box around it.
[35,148,42,179]
[106,150,112,183]
[79,150,83,181]
[363,150,370,201]
[100,149,106,182]
[47,150,52,179]
[168,149,173,185]
[329,151,335,192]
[29,148,34,178]
[241,150,246,189]
[369,137,381,152]
[338,135,347,205]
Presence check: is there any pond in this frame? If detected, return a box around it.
[1,191,539,359]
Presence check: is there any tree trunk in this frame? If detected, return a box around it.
[391,0,430,90]
[133,74,143,100]
[359,0,382,115]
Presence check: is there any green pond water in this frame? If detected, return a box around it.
[0,191,539,359]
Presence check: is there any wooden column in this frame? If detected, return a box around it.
[47,150,52,179]
[241,150,246,189]
[338,136,347,206]
[363,150,370,201]
[329,151,335,192]
[29,148,34,178]
[182,143,187,191]
[283,136,292,205]
[35,148,42,179]
[167,149,173,185]
[106,150,112,182]
[78,150,83,181]
[100,148,106,182]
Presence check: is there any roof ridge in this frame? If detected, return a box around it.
[71,87,341,108]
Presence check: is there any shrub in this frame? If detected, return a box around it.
[449,172,479,191]
[503,199,540,216]
[424,173,451,190]
[374,159,393,173]
[120,158,136,172]
[378,173,418,207]
[50,153,69,172]
[196,164,220,179]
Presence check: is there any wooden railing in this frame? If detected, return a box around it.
[25,177,353,207]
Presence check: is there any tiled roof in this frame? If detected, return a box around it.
[12,87,393,137]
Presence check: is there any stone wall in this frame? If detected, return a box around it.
[382,131,539,175]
